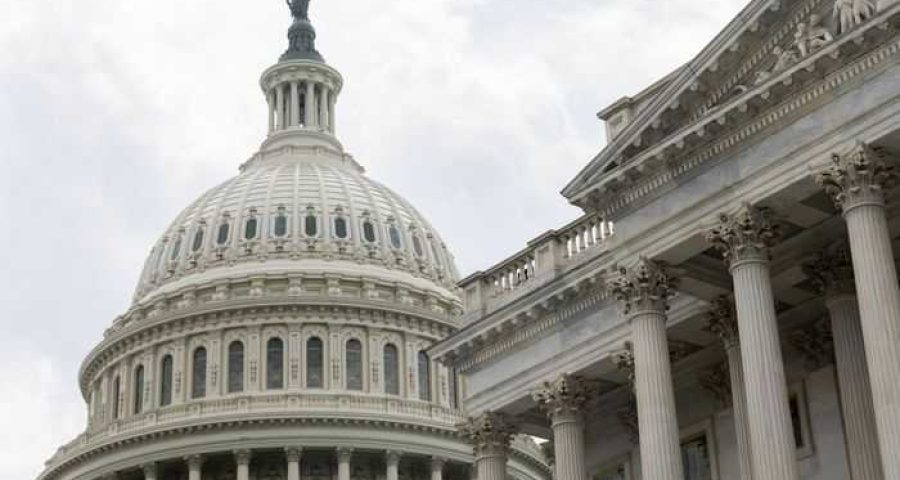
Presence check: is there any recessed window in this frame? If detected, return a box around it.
[389,226,402,249]
[418,351,431,401]
[159,355,173,407]
[169,236,182,260]
[384,344,399,395]
[192,228,204,252]
[306,337,324,388]
[362,221,376,243]
[431,243,442,266]
[112,376,121,419]
[133,365,144,414]
[266,337,284,389]
[412,234,424,257]
[334,217,348,239]
[273,212,288,237]
[681,434,712,480]
[228,341,244,393]
[192,347,207,399]
[244,217,258,240]
[305,215,318,237]
[346,339,363,391]
[216,222,230,245]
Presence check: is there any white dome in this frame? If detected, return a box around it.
[134,147,461,305]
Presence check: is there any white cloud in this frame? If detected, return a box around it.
[0,0,747,478]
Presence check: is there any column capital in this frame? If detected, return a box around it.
[704,295,739,349]
[802,244,855,298]
[184,454,204,469]
[285,447,302,462]
[789,319,834,370]
[532,374,597,419]
[385,450,401,465]
[705,203,780,266]
[611,343,635,387]
[337,447,353,462]
[698,362,732,408]
[816,141,897,212]
[140,463,157,477]
[431,457,446,471]
[234,449,252,466]
[609,257,676,315]
[459,411,516,457]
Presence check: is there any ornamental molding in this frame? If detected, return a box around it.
[458,412,516,457]
[802,242,856,296]
[704,295,739,349]
[816,140,898,211]
[789,318,834,370]
[705,203,781,265]
[80,302,456,399]
[698,362,732,408]
[608,257,676,315]
[580,13,900,220]
[531,374,600,418]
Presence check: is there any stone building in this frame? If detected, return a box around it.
[432,1,900,480]
[33,4,549,480]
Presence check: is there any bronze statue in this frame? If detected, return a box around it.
[286,0,310,20]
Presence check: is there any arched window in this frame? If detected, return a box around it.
[305,215,318,237]
[273,210,288,237]
[266,338,284,389]
[362,221,376,243]
[228,341,244,393]
[133,365,144,414]
[159,355,173,406]
[307,337,324,388]
[169,235,182,260]
[192,347,207,399]
[383,344,399,395]
[334,217,348,239]
[216,222,230,245]
[192,227,204,252]
[244,217,258,240]
[412,234,424,257]
[389,226,402,249]
[346,339,363,390]
[112,375,121,419]
[418,351,431,401]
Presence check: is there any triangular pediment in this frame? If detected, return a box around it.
[563,0,882,207]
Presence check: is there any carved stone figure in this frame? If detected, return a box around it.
[287,0,310,20]
[833,0,877,34]
[773,45,799,71]
[795,14,834,56]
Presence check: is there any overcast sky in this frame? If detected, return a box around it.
[0,0,748,478]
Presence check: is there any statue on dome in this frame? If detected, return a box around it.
[287,0,310,21]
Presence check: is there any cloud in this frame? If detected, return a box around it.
[0,0,747,478]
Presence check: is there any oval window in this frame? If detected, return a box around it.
[244,217,258,240]
[192,228,204,252]
[412,234,423,257]
[273,214,288,237]
[217,223,229,245]
[305,215,318,237]
[362,221,376,243]
[389,226,402,249]
[334,217,348,239]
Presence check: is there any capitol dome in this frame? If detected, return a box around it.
[37,4,549,480]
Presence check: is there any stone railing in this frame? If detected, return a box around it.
[49,392,465,466]
[459,214,613,321]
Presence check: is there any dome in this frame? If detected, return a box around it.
[133,147,461,307]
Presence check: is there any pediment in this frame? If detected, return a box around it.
[563,0,891,208]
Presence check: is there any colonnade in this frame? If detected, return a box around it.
[102,447,451,480]
[461,142,900,480]
[267,79,336,133]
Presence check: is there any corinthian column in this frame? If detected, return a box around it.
[705,296,753,480]
[185,455,203,480]
[532,374,596,480]
[386,451,400,480]
[609,258,683,480]
[804,244,885,479]
[141,463,157,480]
[235,449,251,480]
[706,204,798,480]
[337,448,352,480]
[431,457,445,480]
[460,412,516,480]
[816,141,900,479]
[286,447,302,480]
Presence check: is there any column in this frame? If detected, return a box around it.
[460,412,515,480]
[386,451,400,480]
[328,91,336,134]
[319,86,329,131]
[235,449,251,480]
[286,447,302,480]
[804,244,884,479]
[705,296,753,480]
[431,457,445,480]
[816,141,900,479]
[275,85,285,130]
[532,374,594,480]
[305,81,316,128]
[609,258,683,480]
[185,455,202,480]
[337,447,352,480]
[141,463,156,480]
[705,203,798,480]
[267,90,275,133]
[290,81,300,127]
